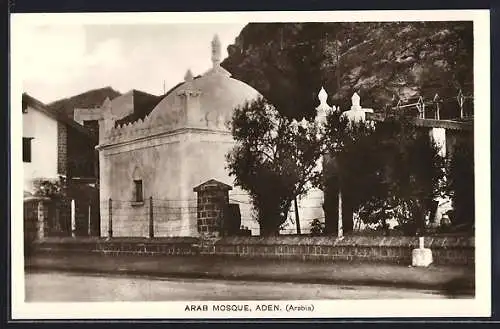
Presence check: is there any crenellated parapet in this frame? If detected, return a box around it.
[104,111,172,144]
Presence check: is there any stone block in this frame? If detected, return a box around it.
[412,248,433,267]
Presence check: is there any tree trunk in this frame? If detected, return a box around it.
[259,211,283,236]
[294,197,301,234]
[260,224,280,236]
[342,197,354,235]
[323,177,340,235]
[416,205,426,235]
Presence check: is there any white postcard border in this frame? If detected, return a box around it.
[10,9,491,319]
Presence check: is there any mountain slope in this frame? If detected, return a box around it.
[221,22,473,119]
[48,86,122,119]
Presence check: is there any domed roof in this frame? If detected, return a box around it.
[146,35,262,131]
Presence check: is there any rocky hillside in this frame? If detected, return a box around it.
[48,86,121,119]
[221,22,473,119]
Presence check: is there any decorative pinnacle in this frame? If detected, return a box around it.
[316,86,333,117]
[211,34,221,67]
[351,92,361,107]
[102,97,111,107]
[184,69,194,82]
[318,87,328,105]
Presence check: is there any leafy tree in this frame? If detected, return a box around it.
[31,176,71,236]
[375,119,445,233]
[322,113,446,235]
[33,176,69,201]
[321,110,379,234]
[446,136,474,229]
[372,116,446,234]
[226,96,323,236]
[310,218,326,236]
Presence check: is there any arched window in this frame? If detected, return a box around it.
[132,166,143,202]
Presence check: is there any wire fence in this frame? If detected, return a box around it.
[99,194,330,238]
[101,197,199,238]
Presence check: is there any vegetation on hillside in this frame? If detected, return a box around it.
[48,86,121,119]
[222,22,473,119]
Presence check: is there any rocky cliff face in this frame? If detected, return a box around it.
[221,22,473,119]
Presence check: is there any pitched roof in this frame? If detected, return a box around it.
[22,93,97,142]
[193,179,233,192]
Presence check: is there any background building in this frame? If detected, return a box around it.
[22,93,100,236]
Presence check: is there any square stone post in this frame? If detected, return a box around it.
[193,179,232,238]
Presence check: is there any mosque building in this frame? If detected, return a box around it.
[81,35,271,237]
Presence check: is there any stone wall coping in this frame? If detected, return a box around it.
[214,236,475,248]
[34,235,474,248]
[35,237,199,245]
[24,196,51,203]
[30,235,474,266]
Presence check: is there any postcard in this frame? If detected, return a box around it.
[10,9,490,320]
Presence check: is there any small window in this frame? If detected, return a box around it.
[23,137,32,163]
[83,120,99,135]
[134,180,143,202]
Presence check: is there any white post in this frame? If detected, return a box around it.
[412,236,433,267]
[87,204,92,236]
[37,201,45,240]
[71,199,76,237]
[337,189,343,238]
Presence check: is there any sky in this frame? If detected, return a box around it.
[20,23,248,104]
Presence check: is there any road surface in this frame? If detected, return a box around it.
[25,271,456,302]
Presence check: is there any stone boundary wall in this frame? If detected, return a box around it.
[213,236,475,266]
[33,237,200,256]
[31,235,474,266]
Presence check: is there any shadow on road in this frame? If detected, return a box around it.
[440,278,475,298]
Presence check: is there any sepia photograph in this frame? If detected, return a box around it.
[10,10,491,319]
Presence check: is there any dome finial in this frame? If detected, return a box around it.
[211,34,221,68]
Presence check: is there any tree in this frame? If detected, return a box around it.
[32,176,75,235]
[322,110,380,234]
[226,96,324,236]
[310,218,326,236]
[358,116,446,234]
[33,176,69,201]
[322,113,446,235]
[446,135,474,229]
